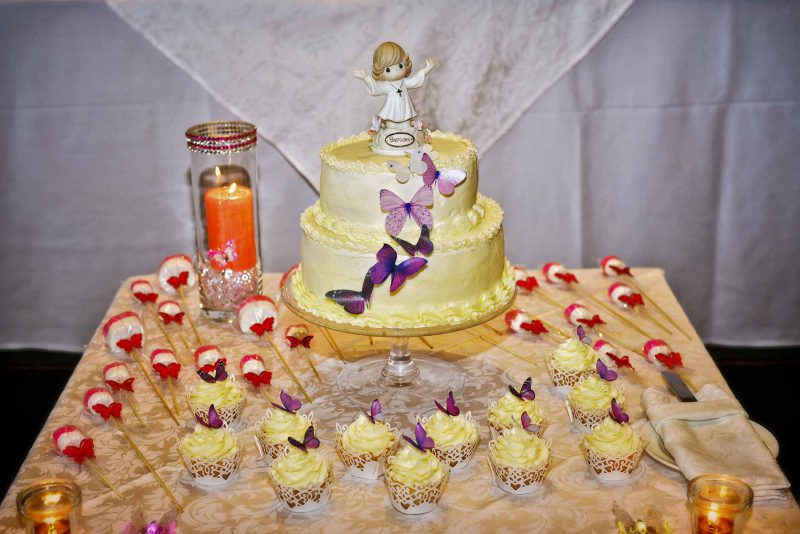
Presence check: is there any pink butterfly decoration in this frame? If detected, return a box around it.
[207,239,238,269]
[421,154,466,196]
[379,186,434,237]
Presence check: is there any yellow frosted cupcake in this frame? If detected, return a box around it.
[335,399,398,479]
[488,378,546,438]
[548,338,597,393]
[256,390,314,462]
[421,392,479,471]
[186,362,246,426]
[583,400,644,481]
[567,361,626,432]
[268,427,333,512]
[178,409,242,486]
[489,426,551,494]
[385,424,449,515]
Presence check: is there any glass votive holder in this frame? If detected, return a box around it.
[688,474,753,534]
[16,478,81,533]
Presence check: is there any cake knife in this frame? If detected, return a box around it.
[662,371,697,402]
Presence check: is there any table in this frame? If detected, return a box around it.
[1,269,797,532]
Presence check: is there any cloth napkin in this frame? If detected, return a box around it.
[641,384,790,502]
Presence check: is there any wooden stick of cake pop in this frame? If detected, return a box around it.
[319,327,347,363]
[150,349,183,416]
[111,418,182,512]
[481,323,505,336]
[155,300,194,365]
[584,292,656,339]
[157,254,202,346]
[513,267,568,311]
[130,280,186,364]
[84,390,182,511]
[176,287,203,346]
[286,325,322,383]
[53,425,125,499]
[600,255,692,339]
[607,282,673,336]
[131,350,180,425]
[102,363,144,426]
[146,307,186,362]
[465,330,537,366]
[368,336,375,345]
[264,336,312,403]
[417,336,434,349]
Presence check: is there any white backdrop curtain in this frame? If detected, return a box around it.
[0,0,798,352]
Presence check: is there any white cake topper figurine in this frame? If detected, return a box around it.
[354,42,437,155]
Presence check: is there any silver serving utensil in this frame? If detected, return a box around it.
[662,371,697,402]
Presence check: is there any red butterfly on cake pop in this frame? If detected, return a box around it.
[521,319,548,335]
[116,334,143,354]
[516,276,539,292]
[167,270,189,290]
[250,317,275,337]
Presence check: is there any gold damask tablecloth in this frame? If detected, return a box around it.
[1,269,798,532]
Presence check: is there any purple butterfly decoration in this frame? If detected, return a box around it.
[610,398,629,424]
[576,326,592,345]
[596,358,618,382]
[288,426,320,453]
[402,422,435,453]
[435,391,460,417]
[326,271,374,315]
[369,244,428,292]
[197,360,228,383]
[520,411,539,434]
[509,377,535,401]
[421,153,467,196]
[391,225,433,257]
[195,404,223,429]
[361,398,383,424]
[379,185,434,237]
[271,389,302,414]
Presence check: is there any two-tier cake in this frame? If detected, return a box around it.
[290,42,514,328]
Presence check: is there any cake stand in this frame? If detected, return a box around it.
[281,276,515,409]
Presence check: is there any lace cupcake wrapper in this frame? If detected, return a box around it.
[179,442,243,487]
[334,423,399,480]
[547,363,586,395]
[567,402,611,433]
[418,412,479,472]
[385,471,449,515]
[584,440,645,482]
[255,410,315,465]
[186,380,246,427]
[268,471,333,513]
[488,450,550,495]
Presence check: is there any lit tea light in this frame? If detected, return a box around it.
[16,478,81,534]
[688,474,752,534]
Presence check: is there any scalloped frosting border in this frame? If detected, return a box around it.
[290,261,516,329]
[301,194,504,255]
[320,130,477,174]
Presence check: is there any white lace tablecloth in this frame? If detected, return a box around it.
[1,269,797,532]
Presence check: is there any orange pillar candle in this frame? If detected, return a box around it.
[204,180,257,271]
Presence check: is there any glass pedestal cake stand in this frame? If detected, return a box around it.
[281,276,515,409]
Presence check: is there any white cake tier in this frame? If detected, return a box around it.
[292,195,515,329]
[319,131,477,237]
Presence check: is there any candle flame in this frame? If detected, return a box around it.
[228,182,237,195]
[215,166,222,177]
[42,492,61,506]
[707,503,720,524]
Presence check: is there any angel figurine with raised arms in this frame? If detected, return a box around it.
[354,41,437,155]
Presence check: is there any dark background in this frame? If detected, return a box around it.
[1,346,797,500]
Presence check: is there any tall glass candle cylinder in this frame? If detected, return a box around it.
[16,478,81,534]
[186,121,262,321]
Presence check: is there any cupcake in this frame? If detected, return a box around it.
[385,423,449,515]
[257,390,314,463]
[186,361,246,427]
[582,400,644,481]
[178,409,242,486]
[567,360,625,432]
[489,425,551,494]
[268,427,332,512]
[488,378,546,438]
[547,337,597,393]
[420,392,479,471]
[335,399,398,479]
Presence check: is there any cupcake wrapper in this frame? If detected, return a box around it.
[419,412,479,472]
[547,363,585,394]
[385,471,449,515]
[180,440,243,487]
[584,441,645,481]
[186,380,246,427]
[488,451,550,495]
[335,423,399,480]
[256,411,315,465]
[269,471,333,513]
[567,403,610,433]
